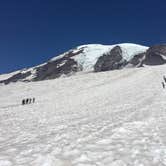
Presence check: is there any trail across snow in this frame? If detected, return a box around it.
[0,65,166,166]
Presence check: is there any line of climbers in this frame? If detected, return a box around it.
[22,98,35,105]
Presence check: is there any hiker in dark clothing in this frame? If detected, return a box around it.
[29,98,32,104]
[163,76,166,83]
[22,99,25,105]
[33,98,35,103]
[162,82,165,89]
[26,98,29,104]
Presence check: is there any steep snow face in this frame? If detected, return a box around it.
[73,44,113,71]
[118,43,148,60]
[51,43,148,71]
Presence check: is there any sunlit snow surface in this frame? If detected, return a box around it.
[0,65,166,166]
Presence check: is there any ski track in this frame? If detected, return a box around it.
[0,66,166,165]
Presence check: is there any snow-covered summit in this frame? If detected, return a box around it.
[51,43,148,71]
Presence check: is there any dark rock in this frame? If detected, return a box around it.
[129,52,146,67]
[0,71,31,85]
[0,53,81,84]
[33,57,80,81]
[94,46,127,72]
[47,47,84,62]
[64,48,84,58]
[143,44,166,65]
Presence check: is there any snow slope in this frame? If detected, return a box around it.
[0,64,166,166]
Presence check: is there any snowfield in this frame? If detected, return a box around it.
[0,65,166,166]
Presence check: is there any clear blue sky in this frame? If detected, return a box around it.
[0,0,166,73]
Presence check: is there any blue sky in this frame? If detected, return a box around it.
[0,0,166,73]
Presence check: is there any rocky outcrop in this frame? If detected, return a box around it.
[129,52,146,67]
[0,57,80,84]
[94,44,166,72]
[143,44,166,65]
[33,57,79,81]
[94,46,127,72]
[0,71,31,85]
[0,47,85,84]
[63,48,84,58]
